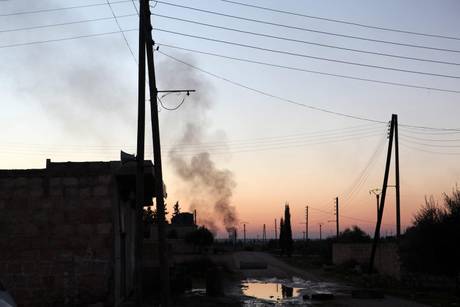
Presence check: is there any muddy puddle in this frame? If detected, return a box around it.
[241,277,344,306]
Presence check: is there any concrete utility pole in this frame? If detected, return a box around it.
[369,115,395,274]
[335,197,339,239]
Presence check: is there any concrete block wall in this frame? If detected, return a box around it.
[0,168,115,307]
[332,242,401,278]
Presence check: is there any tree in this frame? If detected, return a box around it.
[338,225,371,243]
[279,217,285,253]
[172,201,181,218]
[143,206,154,224]
[283,204,294,256]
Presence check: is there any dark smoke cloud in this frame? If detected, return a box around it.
[1,0,137,143]
[157,55,239,233]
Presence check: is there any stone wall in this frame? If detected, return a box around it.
[0,163,116,307]
[332,242,400,278]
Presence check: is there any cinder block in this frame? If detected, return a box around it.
[93,186,108,197]
[64,187,79,198]
[14,177,28,187]
[49,177,62,187]
[98,199,112,209]
[98,175,112,184]
[63,177,79,186]
[24,224,39,236]
[96,223,112,235]
[79,187,92,198]
[77,224,93,236]
[50,188,63,197]
[29,187,44,198]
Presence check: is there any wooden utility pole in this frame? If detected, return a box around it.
[319,223,323,240]
[243,223,247,244]
[369,189,381,221]
[335,197,339,239]
[143,0,172,304]
[394,114,401,239]
[134,0,146,303]
[262,224,266,242]
[274,218,277,239]
[369,115,395,273]
[305,206,309,240]
[135,2,195,304]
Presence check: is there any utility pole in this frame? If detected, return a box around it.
[369,189,381,221]
[262,224,266,242]
[136,2,196,304]
[274,218,277,239]
[319,223,323,240]
[394,114,401,239]
[243,223,246,244]
[369,115,395,273]
[335,197,339,239]
[305,206,309,240]
[134,0,146,304]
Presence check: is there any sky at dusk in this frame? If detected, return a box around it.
[1,0,459,238]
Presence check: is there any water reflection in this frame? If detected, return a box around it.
[242,281,302,302]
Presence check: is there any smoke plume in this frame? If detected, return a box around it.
[158,56,238,233]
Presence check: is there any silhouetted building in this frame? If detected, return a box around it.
[171,212,194,226]
[0,158,155,306]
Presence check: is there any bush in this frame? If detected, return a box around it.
[400,188,460,277]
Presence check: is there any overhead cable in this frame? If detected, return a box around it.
[158,43,460,95]
[0,14,137,34]
[152,13,460,66]
[0,0,133,17]
[157,50,460,131]
[151,1,460,53]
[0,28,137,49]
[154,28,460,79]
[219,0,460,41]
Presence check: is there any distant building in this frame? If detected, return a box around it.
[0,158,155,306]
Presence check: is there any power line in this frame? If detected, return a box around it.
[400,143,460,156]
[0,14,137,34]
[0,28,137,49]
[105,0,138,64]
[399,133,460,142]
[399,124,460,136]
[152,13,460,66]
[154,28,460,80]
[157,43,460,95]
[219,0,460,41]
[0,123,383,150]
[157,95,187,111]
[341,134,386,206]
[0,132,383,157]
[399,136,460,148]
[0,0,133,17]
[157,50,460,132]
[157,50,387,124]
[151,1,460,54]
